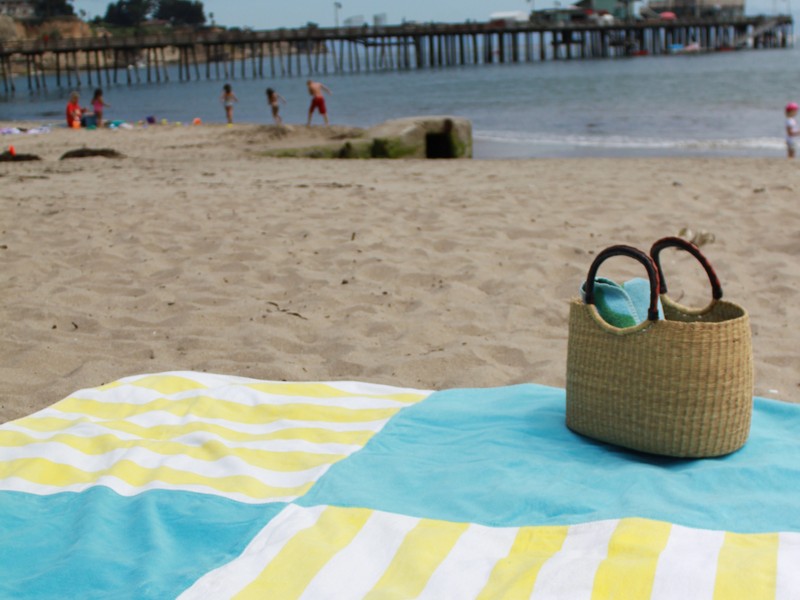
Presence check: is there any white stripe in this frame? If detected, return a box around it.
[119,411,389,435]
[307,380,432,397]
[59,387,163,405]
[239,389,417,409]
[52,391,410,411]
[650,524,725,600]
[418,522,519,600]
[117,371,431,397]
[123,414,392,434]
[80,385,419,409]
[120,413,391,434]
[178,503,326,599]
[0,442,331,488]
[2,421,143,442]
[776,532,800,600]
[67,373,428,406]
[0,477,302,504]
[29,409,391,435]
[2,421,360,455]
[299,510,420,599]
[171,435,360,455]
[530,519,619,600]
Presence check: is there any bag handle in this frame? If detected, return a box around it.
[584,245,661,322]
[650,237,723,300]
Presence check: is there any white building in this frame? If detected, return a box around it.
[489,11,530,24]
[646,0,745,17]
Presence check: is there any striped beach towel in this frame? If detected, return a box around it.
[1,371,799,599]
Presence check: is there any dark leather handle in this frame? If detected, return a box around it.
[584,245,661,322]
[650,237,723,300]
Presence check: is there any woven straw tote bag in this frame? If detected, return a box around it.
[566,238,753,458]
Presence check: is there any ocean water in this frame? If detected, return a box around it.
[1,44,796,158]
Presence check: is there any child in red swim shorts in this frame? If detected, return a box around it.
[306,79,332,126]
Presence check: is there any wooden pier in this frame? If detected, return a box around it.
[0,15,793,94]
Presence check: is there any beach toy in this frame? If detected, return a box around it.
[161,118,168,126]
[8,145,15,156]
[192,117,202,125]
[71,119,81,129]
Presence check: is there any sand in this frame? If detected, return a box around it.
[1,122,798,423]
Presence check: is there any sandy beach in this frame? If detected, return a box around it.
[1,122,798,423]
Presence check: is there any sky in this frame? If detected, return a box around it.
[72,0,788,29]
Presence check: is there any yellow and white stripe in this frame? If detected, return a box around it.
[0,372,430,503]
[179,505,800,599]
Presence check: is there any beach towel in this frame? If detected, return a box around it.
[1,371,798,599]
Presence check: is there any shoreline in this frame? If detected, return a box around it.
[2,120,787,161]
[473,136,786,160]
[1,123,798,422]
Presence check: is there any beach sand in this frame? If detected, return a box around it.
[1,122,798,423]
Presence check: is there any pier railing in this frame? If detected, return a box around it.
[0,15,793,93]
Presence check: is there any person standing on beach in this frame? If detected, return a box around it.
[91,88,110,128]
[65,91,83,128]
[306,79,331,126]
[220,84,238,125]
[786,102,799,158]
[266,88,287,125]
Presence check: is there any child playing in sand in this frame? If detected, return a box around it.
[65,91,83,128]
[786,102,798,158]
[220,84,238,125]
[266,88,287,125]
[91,88,110,128]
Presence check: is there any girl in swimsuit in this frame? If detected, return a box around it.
[91,88,110,128]
[786,102,798,158]
[220,84,238,125]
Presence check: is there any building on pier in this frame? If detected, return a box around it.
[647,0,745,18]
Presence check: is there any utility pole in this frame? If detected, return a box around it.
[334,2,342,27]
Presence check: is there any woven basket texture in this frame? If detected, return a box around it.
[566,297,753,458]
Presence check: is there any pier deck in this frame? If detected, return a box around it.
[0,15,793,93]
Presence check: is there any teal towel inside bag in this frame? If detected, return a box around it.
[581,277,664,328]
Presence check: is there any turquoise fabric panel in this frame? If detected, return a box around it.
[300,384,800,533]
[581,277,664,327]
[0,487,284,599]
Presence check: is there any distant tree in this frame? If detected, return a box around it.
[103,0,154,27]
[154,0,205,26]
[33,0,75,19]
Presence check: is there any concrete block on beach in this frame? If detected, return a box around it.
[262,116,472,159]
[367,116,472,159]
